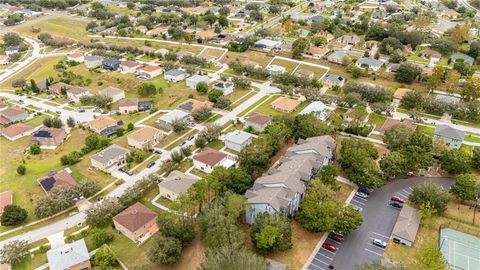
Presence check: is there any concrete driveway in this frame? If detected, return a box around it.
[307,177,454,270]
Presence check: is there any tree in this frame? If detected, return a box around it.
[292,38,309,59]
[191,106,212,122]
[30,144,41,155]
[3,32,23,47]
[409,182,451,214]
[355,261,407,270]
[30,79,40,93]
[66,116,75,128]
[196,81,209,93]
[1,205,27,226]
[462,77,480,101]
[17,165,26,175]
[379,151,407,178]
[195,136,207,148]
[251,213,292,254]
[208,89,224,102]
[148,234,182,266]
[296,192,339,232]
[473,148,480,169]
[93,245,118,270]
[334,205,363,235]
[137,83,157,97]
[450,174,478,201]
[445,69,461,94]
[199,244,269,270]
[115,127,125,137]
[43,117,63,128]
[214,96,232,109]
[384,124,414,150]
[0,240,30,265]
[440,149,471,174]
[447,24,470,44]
[454,61,473,76]
[293,113,334,140]
[419,201,436,227]
[157,213,195,246]
[427,66,444,90]
[90,228,114,247]
[395,63,421,83]
[317,165,338,187]
[414,243,448,270]
[85,198,122,227]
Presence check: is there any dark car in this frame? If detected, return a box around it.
[188,136,194,141]
[322,243,337,252]
[389,201,403,209]
[154,149,163,154]
[328,232,344,242]
[147,162,156,168]
[358,187,370,195]
[179,141,187,147]
[390,195,405,204]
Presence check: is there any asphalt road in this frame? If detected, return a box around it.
[308,177,454,270]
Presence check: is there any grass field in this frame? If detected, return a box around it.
[367,113,387,130]
[238,95,273,117]
[269,58,299,74]
[200,47,225,58]
[295,63,329,79]
[225,50,274,67]
[0,56,64,88]
[15,17,89,41]
[100,37,204,54]
[253,95,309,117]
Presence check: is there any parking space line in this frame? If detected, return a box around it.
[396,193,408,199]
[397,191,409,197]
[313,257,330,266]
[322,248,337,255]
[309,263,325,270]
[402,189,412,195]
[351,199,365,206]
[365,248,384,257]
[366,242,386,250]
[316,252,333,260]
[372,232,390,239]
[327,239,342,245]
[408,187,413,191]
[354,196,368,201]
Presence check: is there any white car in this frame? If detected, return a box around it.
[355,191,368,199]
[373,238,387,248]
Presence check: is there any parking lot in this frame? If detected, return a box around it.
[307,177,453,270]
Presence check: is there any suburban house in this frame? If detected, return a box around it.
[271,97,302,113]
[304,47,329,59]
[38,168,77,193]
[90,144,130,172]
[120,61,141,73]
[102,57,121,70]
[88,116,119,136]
[245,135,336,224]
[113,202,158,243]
[99,87,125,103]
[46,239,91,270]
[138,101,152,112]
[419,49,442,63]
[84,55,104,69]
[299,101,334,120]
[0,191,13,215]
[158,170,199,200]
[66,53,84,63]
[224,130,257,152]
[337,34,361,45]
[48,82,71,95]
[212,81,235,95]
[136,65,163,79]
[327,50,348,64]
[118,98,139,114]
[127,126,163,150]
[379,119,417,134]
[266,64,286,75]
[244,113,272,132]
[322,74,346,88]
[164,69,187,82]
[0,123,35,141]
[391,204,421,246]
[193,147,236,173]
[66,87,90,103]
[450,53,474,65]
[31,127,67,149]
[186,75,210,90]
[5,46,18,56]
[434,125,465,149]
[178,99,213,113]
[355,58,384,71]
[254,39,281,50]
[0,107,29,123]
[156,109,191,131]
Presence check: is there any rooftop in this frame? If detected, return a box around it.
[113,202,157,232]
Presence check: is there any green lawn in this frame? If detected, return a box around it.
[0,56,64,88]
[204,139,224,150]
[295,64,329,79]
[253,96,309,117]
[367,113,387,130]
[238,95,272,117]
[177,158,194,172]
[417,125,435,135]
[15,17,89,40]
[464,133,480,143]
[24,114,49,127]
[406,54,430,65]
[270,58,299,74]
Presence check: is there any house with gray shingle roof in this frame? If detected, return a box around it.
[327,50,349,64]
[450,53,474,65]
[355,57,384,71]
[158,170,199,200]
[164,69,187,82]
[90,144,130,172]
[434,125,465,149]
[47,239,90,270]
[224,130,257,152]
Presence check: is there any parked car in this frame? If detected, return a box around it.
[390,195,404,204]
[56,110,62,114]
[126,170,133,176]
[389,201,403,209]
[154,149,163,154]
[188,136,194,141]
[406,171,414,176]
[147,162,156,168]
[18,100,24,103]
[358,187,371,195]
[355,191,368,199]
[322,243,337,252]
[328,232,344,242]
[372,238,387,248]
[179,141,187,147]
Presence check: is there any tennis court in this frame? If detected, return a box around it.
[439,228,480,270]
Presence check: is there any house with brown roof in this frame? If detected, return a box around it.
[244,112,272,132]
[38,168,77,193]
[48,82,71,95]
[88,116,118,134]
[393,88,412,102]
[120,61,141,73]
[271,97,302,113]
[99,87,125,103]
[193,147,236,173]
[32,127,67,149]
[127,126,163,150]
[113,202,158,243]
[1,123,35,141]
[304,47,329,59]
[67,53,84,63]
[67,87,91,103]
[379,119,417,133]
[136,65,163,79]
[178,99,213,113]
[0,107,29,124]
[118,98,139,114]
[0,191,13,215]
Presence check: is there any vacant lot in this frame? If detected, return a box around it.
[15,17,89,41]
[225,50,274,67]
[0,56,64,88]
[295,63,329,79]
[200,47,225,58]
[99,38,204,54]
[269,58,300,74]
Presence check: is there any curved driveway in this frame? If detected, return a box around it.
[307,177,454,270]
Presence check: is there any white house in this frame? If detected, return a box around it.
[66,87,90,103]
[355,58,384,72]
[66,53,84,63]
[266,64,286,75]
[84,55,103,69]
[120,61,141,73]
[99,86,125,103]
[254,39,281,50]
[212,81,235,95]
[192,147,235,173]
[299,101,334,120]
[136,65,163,79]
[158,170,199,201]
[186,75,210,90]
[47,239,91,270]
[164,69,187,82]
[224,130,257,152]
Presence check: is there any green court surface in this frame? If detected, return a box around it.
[439,228,480,270]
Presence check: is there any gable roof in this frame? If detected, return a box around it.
[39,169,77,192]
[88,116,117,131]
[47,239,89,270]
[391,204,421,242]
[178,99,213,113]
[157,109,189,124]
[225,130,256,145]
[113,202,157,232]
[271,97,301,112]
[245,112,272,126]
[119,98,139,107]
[90,144,129,164]
[100,86,124,97]
[165,69,185,76]
[0,107,27,118]
[0,191,13,214]
[193,147,227,166]
[128,126,162,143]
[159,170,199,195]
[1,123,34,138]
[434,125,465,141]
